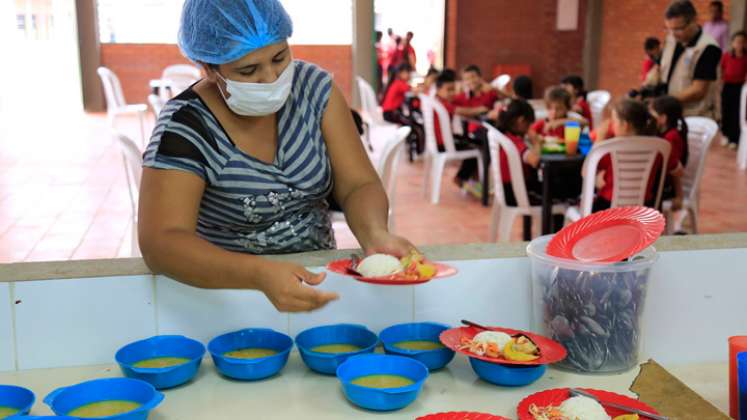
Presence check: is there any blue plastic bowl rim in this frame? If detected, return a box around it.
[207,328,294,365]
[44,377,164,418]
[379,322,452,355]
[295,324,379,359]
[115,334,206,373]
[336,354,429,395]
[0,384,35,414]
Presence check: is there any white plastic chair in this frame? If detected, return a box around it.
[97,67,148,147]
[738,84,747,170]
[483,124,566,242]
[587,90,611,129]
[662,117,718,234]
[565,137,671,222]
[148,94,166,120]
[491,74,511,92]
[356,76,398,151]
[419,94,484,204]
[159,64,201,100]
[114,132,143,257]
[329,126,409,233]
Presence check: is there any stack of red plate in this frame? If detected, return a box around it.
[546,206,665,263]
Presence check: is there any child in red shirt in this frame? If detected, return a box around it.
[452,65,499,117]
[650,96,688,227]
[494,99,542,206]
[382,63,413,124]
[561,75,593,129]
[530,86,588,139]
[721,31,747,148]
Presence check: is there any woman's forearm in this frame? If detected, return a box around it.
[140,229,265,290]
[339,181,390,249]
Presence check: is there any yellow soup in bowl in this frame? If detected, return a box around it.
[351,374,414,389]
[133,356,190,368]
[224,348,278,359]
[68,400,141,418]
[310,344,361,354]
[393,340,445,351]
[0,406,19,419]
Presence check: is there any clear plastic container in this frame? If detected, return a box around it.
[527,235,657,373]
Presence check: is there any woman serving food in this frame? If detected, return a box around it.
[138,0,415,312]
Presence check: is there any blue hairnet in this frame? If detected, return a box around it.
[179,0,293,65]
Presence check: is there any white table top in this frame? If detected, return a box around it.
[0,353,728,419]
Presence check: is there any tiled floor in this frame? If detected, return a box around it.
[0,111,745,263]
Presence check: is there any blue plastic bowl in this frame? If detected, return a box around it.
[379,322,455,371]
[208,328,293,381]
[0,385,34,417]
[336,354,428,411]
[468,357,547,386]
[23,417,77,419]
[115,335,205,389]
[295,324,378,375]
[44,377,164,420]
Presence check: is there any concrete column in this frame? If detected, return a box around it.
[582,0,602,90]
[75,0,104,112]
[730,0,747,34]
[352,0,375,109]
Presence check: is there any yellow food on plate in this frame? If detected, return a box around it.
[613,415,639,420]
[310,344,361,354]
[0,406,19,419]
[351,374,414,389]
[399,252,438,280]
[133,356,190,368]
[503,335,540,362]
[224,348,278,359]
[68,400,141,418]
[393,340,445,351]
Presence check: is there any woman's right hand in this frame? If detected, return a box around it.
[255,260,339,312]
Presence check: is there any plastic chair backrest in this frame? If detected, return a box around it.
[587,90,611,127]
[148,94,165,119]
[579,137,671,216]
[377,126,410,209]
[97,66,126,111]
[356,76,384,125]
[115,132,143,217]
[491,74,511,91]
[741,84,747,130]
[682,117,718,203]
[160,64,201,99]
[484,123,531,209]
[419,94,457,154]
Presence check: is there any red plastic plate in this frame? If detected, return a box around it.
[326,259,457,285]
[547,206,664,263]
[439,326,567,366]
[516,388,660,420]
[417,412,509,420]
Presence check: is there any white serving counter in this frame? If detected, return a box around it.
[0,352,727,419]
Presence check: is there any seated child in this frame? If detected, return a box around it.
[530,86,589,139]
[561,75,593,129]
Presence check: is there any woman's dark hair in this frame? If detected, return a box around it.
[652,95,689,166]
[644,37,661,51]
[436,69,457,88]
[498,99,535,135]
[614,98,658,136]
[666,0,697,22]
[560,75,586,99]
[544,86,572,109]
[512,75,533,100]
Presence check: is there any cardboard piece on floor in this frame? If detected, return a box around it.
[631,359,728,419]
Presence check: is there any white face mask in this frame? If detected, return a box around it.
[216,61,295,116]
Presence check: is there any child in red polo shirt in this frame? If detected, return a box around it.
[382,63,413,125]
[561,75,593,129]
[494,99,542,205]
[452,65,499,117]
[593,99,658,212]
[530,86,588,139]
[651,96,688,231]
[721,31,747,149]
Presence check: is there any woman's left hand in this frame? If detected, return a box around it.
[363,230,418,257]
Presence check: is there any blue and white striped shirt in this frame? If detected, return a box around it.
[143,60,336,254]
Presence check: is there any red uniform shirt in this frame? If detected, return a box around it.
[721,52,747,84]
[576,98,593,130]
[433,96,456,146]
[453,89,498,109]
[531,119,565,138]
[381,79,410,112]
[499,132,529,183]
[641,57,656,82]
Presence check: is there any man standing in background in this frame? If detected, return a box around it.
[704,1,730,51]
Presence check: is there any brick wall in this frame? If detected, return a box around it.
[445,0,588,97]
[100,44,353,105]
[598,0,731,98]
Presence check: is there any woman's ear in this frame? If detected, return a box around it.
[201,62,219,82]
